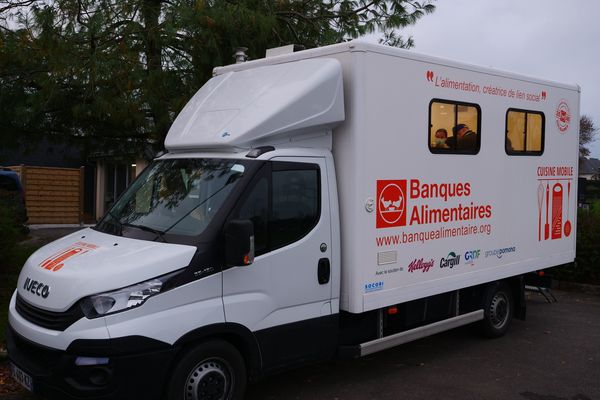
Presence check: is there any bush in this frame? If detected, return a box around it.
[0,192,24,254]
[554,201,600,285]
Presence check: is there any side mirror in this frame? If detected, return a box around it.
[224,219,255,267]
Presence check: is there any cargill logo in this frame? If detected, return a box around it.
[376,180,407,229]
[440,252,461,269]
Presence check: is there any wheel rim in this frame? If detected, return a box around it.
[489,292,509,329]
[184,358,233,400]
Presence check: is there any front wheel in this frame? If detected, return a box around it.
[167,340,246,400]
[480,281,513,338]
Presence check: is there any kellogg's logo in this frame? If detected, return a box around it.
[407,258,434,273]
[555,99,571,133]
[440,252,461,269]
[376,180,407,228]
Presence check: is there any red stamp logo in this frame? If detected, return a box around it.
[376,180,407,228]
[38,242,99,272]
[555,99,570,133]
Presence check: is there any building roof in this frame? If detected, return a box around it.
[580,157,600,175]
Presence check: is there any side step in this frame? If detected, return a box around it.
[341,310,484,358]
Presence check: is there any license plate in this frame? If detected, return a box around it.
[10,362,34,392]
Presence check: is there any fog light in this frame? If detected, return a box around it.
[75,357,109,366]
[89,367,111,386]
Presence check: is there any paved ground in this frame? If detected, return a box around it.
[245,290,600,400]
[2,289,599,400]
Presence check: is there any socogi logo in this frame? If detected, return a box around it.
[23,277,50,298]
[364,281,384,293]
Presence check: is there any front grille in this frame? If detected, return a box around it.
[16,294,84,331]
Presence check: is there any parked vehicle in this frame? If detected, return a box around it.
[7,41,580,400]
[0,167,28,231]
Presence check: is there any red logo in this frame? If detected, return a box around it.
[376,180,407,228]
[38,242,99,272]
[541,91,547,100]
[426,70,434,82]
[408,258,435,273]
[555,99,570,133]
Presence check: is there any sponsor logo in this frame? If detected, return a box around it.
[38,242,99,272]
[23,277,50,299]
[484,247,516,259]
[440,252,461,269]
[555,99,570,133]
[407,258,435,273]
[464,250,480,265]
[376,180,407,228]
[375,179,492,229]
[364,281,384,293]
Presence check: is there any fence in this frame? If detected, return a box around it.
[9,165,84,224]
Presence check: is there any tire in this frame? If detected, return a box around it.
[480,281,513,338]
[166,340,247,400]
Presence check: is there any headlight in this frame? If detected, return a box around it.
[80,269,184,318]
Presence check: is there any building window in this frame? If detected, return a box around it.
[505,109,545,155]
[429,99,481,154]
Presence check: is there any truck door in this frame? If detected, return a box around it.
[223,156,335,370]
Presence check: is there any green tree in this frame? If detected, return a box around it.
[580,114,598,158]
[0,0,435,153]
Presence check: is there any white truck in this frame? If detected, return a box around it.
[8,41,580,400]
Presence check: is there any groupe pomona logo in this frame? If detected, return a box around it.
[38,242,99,272]
[376,180,407,228]
[555,99,571,133]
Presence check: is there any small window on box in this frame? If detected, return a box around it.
[429,99,481,154]
[505,109,545,155]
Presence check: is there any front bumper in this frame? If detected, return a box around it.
[6,323,179,400]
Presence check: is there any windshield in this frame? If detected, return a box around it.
[96,158,247,238]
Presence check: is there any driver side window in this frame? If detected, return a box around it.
[232,161,320,257]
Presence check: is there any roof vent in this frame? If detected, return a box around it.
[265,44,305,58]
[233,47,248,64]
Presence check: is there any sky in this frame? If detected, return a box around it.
[372,0,600,158]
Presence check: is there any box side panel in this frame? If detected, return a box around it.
[337,50,579,313]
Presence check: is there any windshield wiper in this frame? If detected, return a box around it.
[122,222,168,243]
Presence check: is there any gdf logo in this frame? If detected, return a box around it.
[464,250,480,265]
[376,180,407,228]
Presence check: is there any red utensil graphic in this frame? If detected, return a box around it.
[564,181,572,237]
[537,182,544,241]
[551,183,563,240]
[544,183,550,240]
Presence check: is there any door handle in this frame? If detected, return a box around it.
[318,258,330,285]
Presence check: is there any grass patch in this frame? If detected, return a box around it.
[0,243,41,348]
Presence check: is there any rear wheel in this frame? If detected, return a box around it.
[481,281,513,338]
[167,340,246,400]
